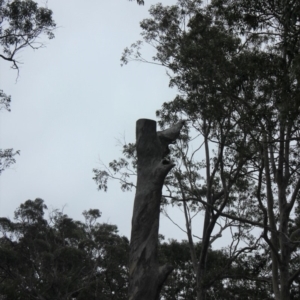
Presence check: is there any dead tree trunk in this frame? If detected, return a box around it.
[128,118,185,300]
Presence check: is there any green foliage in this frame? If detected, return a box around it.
[93,142,137,192]
[0,199,129,300]
[0,88,14,175]
[0,0,56,175]
[158,239,272,300]
[0,148,20,175]
[0,89,11,111]
[0,199,278,300]
[0,200,276,299]
[100,0,300,298]
[0,0,56,68]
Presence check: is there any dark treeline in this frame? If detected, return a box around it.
[1,199,296,300]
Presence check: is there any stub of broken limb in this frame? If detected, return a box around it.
[157,120,186,158]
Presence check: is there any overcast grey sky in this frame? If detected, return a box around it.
[0,0,242,251]
[1,0,205,241]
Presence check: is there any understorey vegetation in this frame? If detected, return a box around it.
[0,199,276,300]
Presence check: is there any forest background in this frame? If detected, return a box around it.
[1,0,300,299]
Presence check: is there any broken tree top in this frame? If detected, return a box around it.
[129,118,185,300]
[136,119,185,161]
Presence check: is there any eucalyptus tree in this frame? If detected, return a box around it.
[159,239,273,300]
[94,0,300,299]
[0,199,129,300]
[95,1,267,299]
[210,0,300,299]
[0,0,56,174]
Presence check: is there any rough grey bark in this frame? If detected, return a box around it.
[128,119,185,300]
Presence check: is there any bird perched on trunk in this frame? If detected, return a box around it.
[157,120,185,158]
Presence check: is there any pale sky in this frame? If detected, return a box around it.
[0,0,194,239]
[1,0,235,249]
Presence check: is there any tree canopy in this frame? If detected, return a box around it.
[0,199,277,300]
[0,199,129,300]
[95,0,300,299]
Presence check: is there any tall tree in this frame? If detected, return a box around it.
[0,0,56,174]
[97,1,265,299]
[95,0,300,299]
[211,1,300,299]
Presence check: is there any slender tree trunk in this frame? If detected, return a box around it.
[196,268,207,300]
[280,263,290,300]
[279,207,291,300]
[128,119,184,300]
[196,216,217,300]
